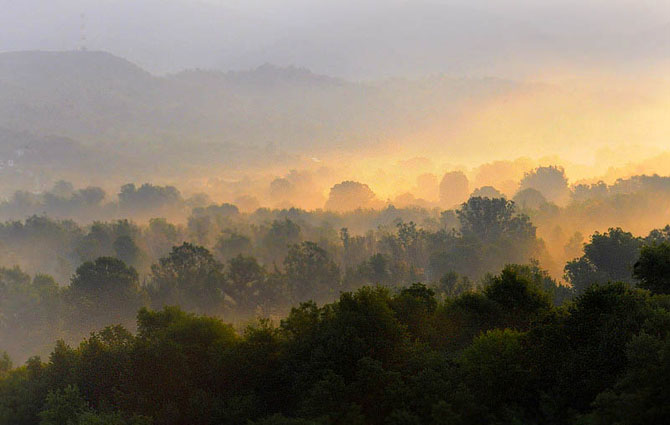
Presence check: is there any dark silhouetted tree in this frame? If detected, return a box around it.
[564,228,641,293]
[284,242,340,303]
[68,257,142,330]
[633,242,670,294]
[148,243,226,313]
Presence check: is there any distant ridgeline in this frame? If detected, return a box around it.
[0,50,525,186]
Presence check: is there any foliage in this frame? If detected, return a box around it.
[0,261,668,425]
[634,242,670,294]
[2,193,670,425]
[565,227,642,293]
[147,243,226,313]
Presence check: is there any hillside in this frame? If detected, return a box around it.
[0,50,525,158]
[1,50,665,198]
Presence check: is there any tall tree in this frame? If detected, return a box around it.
[284,242,340,303]
[633,242,670,294]
[148,243,226,314]
[565,228,641,293]
[68,257,142,330]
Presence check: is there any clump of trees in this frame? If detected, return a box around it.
[564,227,642,294]
[439,171,469,208]
[2,186,670,423]
[1,261,669,425]
[5,191,670,367]
[324,181,381,212]
[6,170,670,284]
[518,165,570,204]
[0,182,189,224]
[0,196,549,363]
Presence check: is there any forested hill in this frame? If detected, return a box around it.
[0,50,520,154]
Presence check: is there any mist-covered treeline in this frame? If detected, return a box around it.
[0,195,549,362]
[3,178,670,423]
[3,3,669,422]
[2,257,669,425]
[5,168,670,280]
[3,184,670,365]
[4,167,670,364]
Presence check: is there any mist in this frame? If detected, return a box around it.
[1,2,670,424]
[2,0,669,77]
[2,0,669,199]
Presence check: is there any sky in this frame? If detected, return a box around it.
[1,0,669,199]
[1,0,668,78]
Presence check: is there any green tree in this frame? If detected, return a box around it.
[214,230,252,261]
[0,267,63,362]
[262,219,302,265]
[633,242,670,294]
[459,329,527,417]
[390,283,437,339]
[39,385,89,425]
[457,197,535,244]
[130,307,236,425]
[453,197,538,278]
[565,228,642,293]
[284,242,340,303]
[433,271,473,299]
[505,262,573,306]
[587,330,670,425]
[227,255,268,315]
[75,223,114,263]
[483,266,551,330]
[428,292,500,352]
[530,283,655,417]
[0,352,11,378]
[68,257,142,330]
[113,236,142,269]
[73,326,135,410]
[356,253,392,286]
[148,243,226,313]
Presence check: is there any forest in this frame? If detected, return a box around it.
[3,2,670,423]
[2,178,670,424]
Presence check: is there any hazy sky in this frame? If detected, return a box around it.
[2,0,668,78]
[1,0,669,217]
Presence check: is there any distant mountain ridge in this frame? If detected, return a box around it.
[0,50,152,85]
[3,49,662,199]
[0,50,524,153]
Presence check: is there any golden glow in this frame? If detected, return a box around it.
[136,71,670,218]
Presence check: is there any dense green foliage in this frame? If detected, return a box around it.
[564,228,642,294]
[634,242,670,295]
[1,265,668,425]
